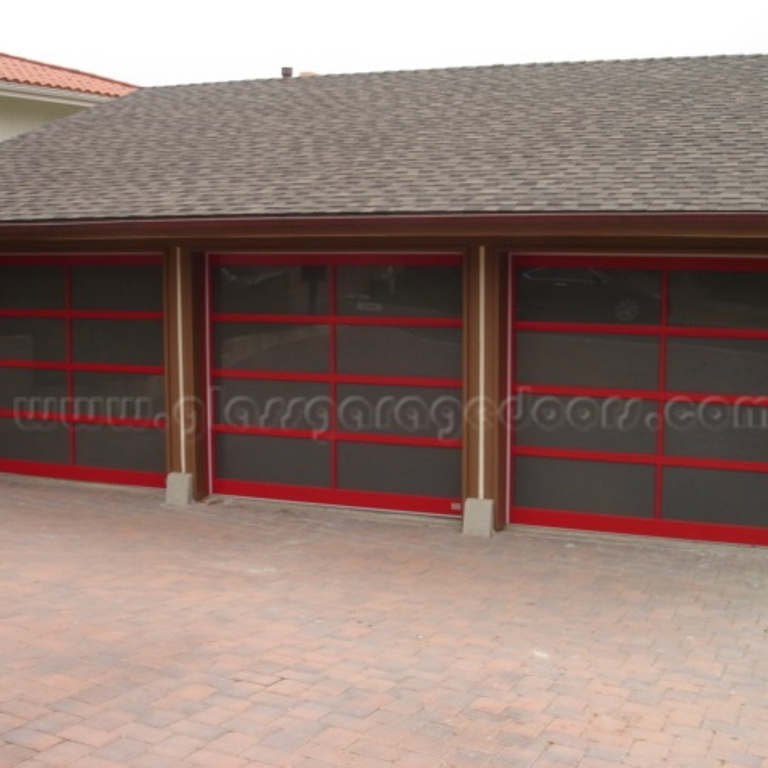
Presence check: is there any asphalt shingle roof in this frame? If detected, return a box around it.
[0,55,767,222]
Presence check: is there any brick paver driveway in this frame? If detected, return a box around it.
[1,474,767,767]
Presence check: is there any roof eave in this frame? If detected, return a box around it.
[0,80,116,106]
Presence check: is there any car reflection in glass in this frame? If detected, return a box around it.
[516,267,661,324]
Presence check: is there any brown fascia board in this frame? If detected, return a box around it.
[0,212,767,244]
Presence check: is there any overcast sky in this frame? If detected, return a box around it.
[3,0,767,87]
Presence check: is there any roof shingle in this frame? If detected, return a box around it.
[0,54,766,222]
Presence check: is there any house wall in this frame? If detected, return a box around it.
[0,95,83,141]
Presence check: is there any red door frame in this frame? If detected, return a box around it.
[0,254,166,488]
[508,253,768,545]
[206,252,463,515]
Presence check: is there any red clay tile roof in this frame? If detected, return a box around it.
[0,51,136,97]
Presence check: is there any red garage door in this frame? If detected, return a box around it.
[510,255,768,545]
[0,256,166,487]
[207,252,463,515]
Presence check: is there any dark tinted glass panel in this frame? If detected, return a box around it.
[516,267,660,324]
[514,394,657,454]
[0,370,67,413]
[214,265,329,315]
[72,265,163,311]
[663,467,768,527]
[666,338,768,396]
[72,373,165,420]
[75,425,165,472]
[0,266,65,309]
[213,379,330,430]
[0,417,69,463]
[216,434,331,486]
[337,326,462,378]
[516,332,659,390]
[514,456,656,517]
[664,401,768,462]
[669,271,768,329]
[337,443,461,497]
[0,318,66,361]
[72,320,164,366]
[214,323,330,373]
[337,266,462,317]
[336,384,462,439]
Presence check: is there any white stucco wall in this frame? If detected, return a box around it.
[0,94,84,141]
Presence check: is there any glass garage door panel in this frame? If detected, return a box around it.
[664,402,768,463]
[336,384,462,439]
[0,266,65,309]
[72,265,163,311]
[216,434,331,487]
[669,271,768,329]
[514,456,656,518]
[516,267,661,324]
[0,318,66,361]
[213,379,330,430]
[516,332,659,390]
[663,467,768,527]
[0,418,69,464]
[337,325,462,379]
[214,323,330,373]
[72,319,164,366]
[337,443,461,498]
[514,394,657,454]
[213,265,330,315]
[0,370,67,413]
[337,265,462,317]
[666,338,768,396]
[75,426,166,473]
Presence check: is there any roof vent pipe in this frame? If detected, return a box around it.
[281,67,293,78]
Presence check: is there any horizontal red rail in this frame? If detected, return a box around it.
[0,309,163,320]
[510,506,768,546]
[514,321,768,338]
[513,254,768,272]
[513,445,768,473]
[213,478,461,516]
[0,254,163,267]
[0,458,165,489]
[210,252,463,267]
[212,313,462,327]
[0,360,164,374]
[212,423,460,448]
[511,384,768,405]
[211,369,461,387]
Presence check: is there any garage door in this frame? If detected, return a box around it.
[510,255,768,545]
[207,252,463,514]
[0,256,166,486]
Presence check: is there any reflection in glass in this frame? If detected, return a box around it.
[337,266,462,317]
[214,323,330,372]
[214,265,329,315]
[516,332,659,390]
[669,271,768,329]
[72,372,165,420]
[516,267,660,324]
[0,370,67,413]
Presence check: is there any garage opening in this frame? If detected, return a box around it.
[510,255,768,545]
[0,256,166,486]
[207,252,463,515]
